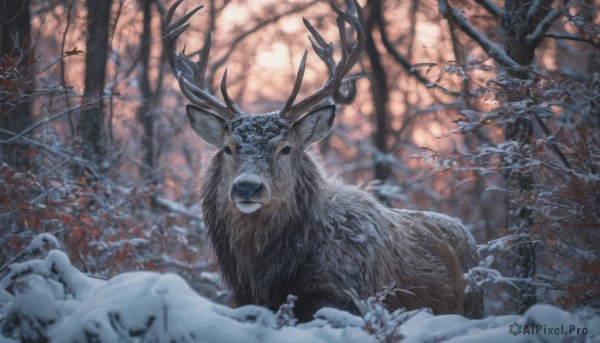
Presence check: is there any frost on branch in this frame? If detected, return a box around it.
[420,66,600,310]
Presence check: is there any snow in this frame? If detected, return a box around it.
[229,113,289,159]
[313,307,365,328]
[26,233,59,254]
[1,249,598,342]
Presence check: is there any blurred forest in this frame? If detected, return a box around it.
[1,0,599,318]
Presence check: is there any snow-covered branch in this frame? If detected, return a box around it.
[154,196,203,221]
[437,0,520,68]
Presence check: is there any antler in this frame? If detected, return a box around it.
[281,0,365,122]
[163,0,241,120]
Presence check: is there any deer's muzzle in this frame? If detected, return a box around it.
[230,173,272,214]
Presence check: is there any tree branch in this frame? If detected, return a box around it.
[532,112,572,170]
[2,104,82,144]
[442,3,469,96]
[438,0,520,68]
[474,0,502,17]
[526,0,546,21]
[526,7,563,45]
[206,1,319,91]
[543,31,600,49]
[378,18,462,96]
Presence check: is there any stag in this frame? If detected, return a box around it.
[164,0,483,322]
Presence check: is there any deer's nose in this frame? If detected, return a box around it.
[232,173,263,199]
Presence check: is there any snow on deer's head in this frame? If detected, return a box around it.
[187,106,334,214]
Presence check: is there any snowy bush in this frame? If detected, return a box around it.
[1,238,598,342]
[0,245,372,343]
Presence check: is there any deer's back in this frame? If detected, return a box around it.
[319,179,482,317]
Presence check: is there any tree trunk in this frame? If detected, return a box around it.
[137,0,157,184]
[79,0,112,169]
[365,0,391,182]
[500,0,554,314]
[0,0,33,168]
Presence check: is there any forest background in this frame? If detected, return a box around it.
[1,0,599,319]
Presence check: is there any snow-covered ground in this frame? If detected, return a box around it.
[1,246,598,342]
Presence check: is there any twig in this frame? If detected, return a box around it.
[543,32,600,49]
[205,1,319,91]
[453,9,519,68]
[378,19,462,96]
[532,112,571,170]
[526,7,563,44]
[154,196,203,221]
[443,3,470,97]
[0,250,27,275]
[438,0,520,68]
[2,104,81,144]
[582,137,596,176]
[581,136,600,204]
[0,129,105,180]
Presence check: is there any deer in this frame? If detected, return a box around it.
[164,0,483,322]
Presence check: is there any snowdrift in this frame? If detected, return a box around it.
[0,248,598,342]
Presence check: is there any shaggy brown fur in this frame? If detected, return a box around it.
[164,0,482,322]
[189,105,484,322]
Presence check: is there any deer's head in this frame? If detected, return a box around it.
[164,0,364,214]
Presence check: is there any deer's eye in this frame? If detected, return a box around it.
[223,146,232,155]
[280,146,292,155]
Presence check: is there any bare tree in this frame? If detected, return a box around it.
[78,0,112,169]
[364,0,392,183]
[137,0,164,185]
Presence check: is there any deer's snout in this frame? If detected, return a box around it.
[233,176,263,198]
[230,173,271,214]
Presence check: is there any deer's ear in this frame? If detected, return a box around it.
[293,105,335,149]
[187,104,227,147]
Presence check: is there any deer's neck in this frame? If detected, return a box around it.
[201,152,329,306]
